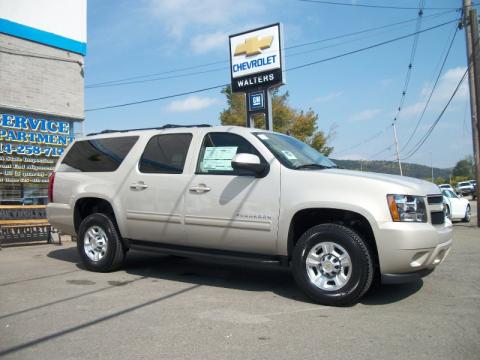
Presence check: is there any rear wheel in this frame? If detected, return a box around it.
[77,213,125,272]
[292,224,373,306]
[462,205,471,223]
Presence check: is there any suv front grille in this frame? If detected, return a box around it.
[427,195,445,225]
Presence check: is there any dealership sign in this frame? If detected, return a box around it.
[0,114,74,184]
[229,23,284,92]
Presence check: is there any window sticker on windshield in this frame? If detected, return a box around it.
[281,150,298,160]
[258,134,269,140]
[201,146,238,171]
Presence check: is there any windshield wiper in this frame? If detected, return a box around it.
[294,163,333,170]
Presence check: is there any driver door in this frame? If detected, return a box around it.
[183,132,280,255]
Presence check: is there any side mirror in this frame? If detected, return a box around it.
[231,153,268,178]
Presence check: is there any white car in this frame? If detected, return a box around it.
[439,184,455,193]
[442,189,471,222]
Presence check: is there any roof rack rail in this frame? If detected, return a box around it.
[86,124,212,136]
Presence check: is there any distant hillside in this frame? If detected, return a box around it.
[332,159,451,181]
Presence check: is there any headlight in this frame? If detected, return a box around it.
[387,195,427,223]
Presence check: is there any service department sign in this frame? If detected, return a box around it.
[229,23,284,92]
[0,114,75,185]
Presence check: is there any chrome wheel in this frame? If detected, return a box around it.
[305,242,352,291]
[84,226,108,262]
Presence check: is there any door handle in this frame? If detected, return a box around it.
[130,181,149,191]
[189,184,211,193]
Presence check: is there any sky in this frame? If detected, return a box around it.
[84,0,474,169]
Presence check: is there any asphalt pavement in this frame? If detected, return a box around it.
[0,202,479,360]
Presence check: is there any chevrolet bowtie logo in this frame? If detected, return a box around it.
[234,35,274,57]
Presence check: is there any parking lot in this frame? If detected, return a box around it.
[0,202,479,360]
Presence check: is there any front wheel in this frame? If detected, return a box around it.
[77,213,125,272]
[444,205,451,220]
[292,224,374,306]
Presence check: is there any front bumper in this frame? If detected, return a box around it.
[376,220,453,282]
[381,268,434,284]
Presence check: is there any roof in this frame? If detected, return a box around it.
[84,124,275,139]
[86,124,212,136]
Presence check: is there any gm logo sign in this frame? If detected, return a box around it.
[248,91,265,111]
[229,24,284,91]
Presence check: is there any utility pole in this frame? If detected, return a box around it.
[463,0,480,226]
[430,151,434,182]
[392,122,403,176]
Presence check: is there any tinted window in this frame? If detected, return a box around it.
[254,132,336,169]
[196,132,262,175]
[59,136,138,172]
[139,133,192,174]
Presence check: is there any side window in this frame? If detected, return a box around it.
[139,133,192,174]
[59,136,138,172]
[196,132,262,175]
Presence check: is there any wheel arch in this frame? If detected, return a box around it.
[287,208,380,269]
[74,197,119,235]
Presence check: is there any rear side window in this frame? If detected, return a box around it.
[139,133,192,174]
[59,136,138,172]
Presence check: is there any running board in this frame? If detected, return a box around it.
[126,239,289,267]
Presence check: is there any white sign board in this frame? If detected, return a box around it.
[229,23,284,92]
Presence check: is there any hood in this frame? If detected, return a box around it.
[320,168,441,195]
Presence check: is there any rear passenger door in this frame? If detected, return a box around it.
[122,133,193,243]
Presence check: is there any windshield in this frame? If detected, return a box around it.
[442,190,458,199]
[458,182,469,187]
[254,132,337,169]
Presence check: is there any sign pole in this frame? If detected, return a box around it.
[266,88,273,131]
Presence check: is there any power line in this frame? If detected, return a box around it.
[286,11,454,58]
[286,17,455,72]
[389,0,425,176]
[87,13,454,89]
[86,18,457,112]
[86,67,228,89]
[85,9,456,88]
[85,60,227,88]
[368,144,394,160]
[392,1,425,126]
[85,84,227,112]
[401,67,469,161]
[298,0,467,11]
[333,125,390,156]
[400,22,460,153]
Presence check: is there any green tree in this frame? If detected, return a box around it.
[452,157,473,178]
[433,176,446,185]
[219,86,334,156]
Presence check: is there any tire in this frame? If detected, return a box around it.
[77,213,125,272]
[444,205,451,220]
[462,205,471,223]
[291,223,373,306]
